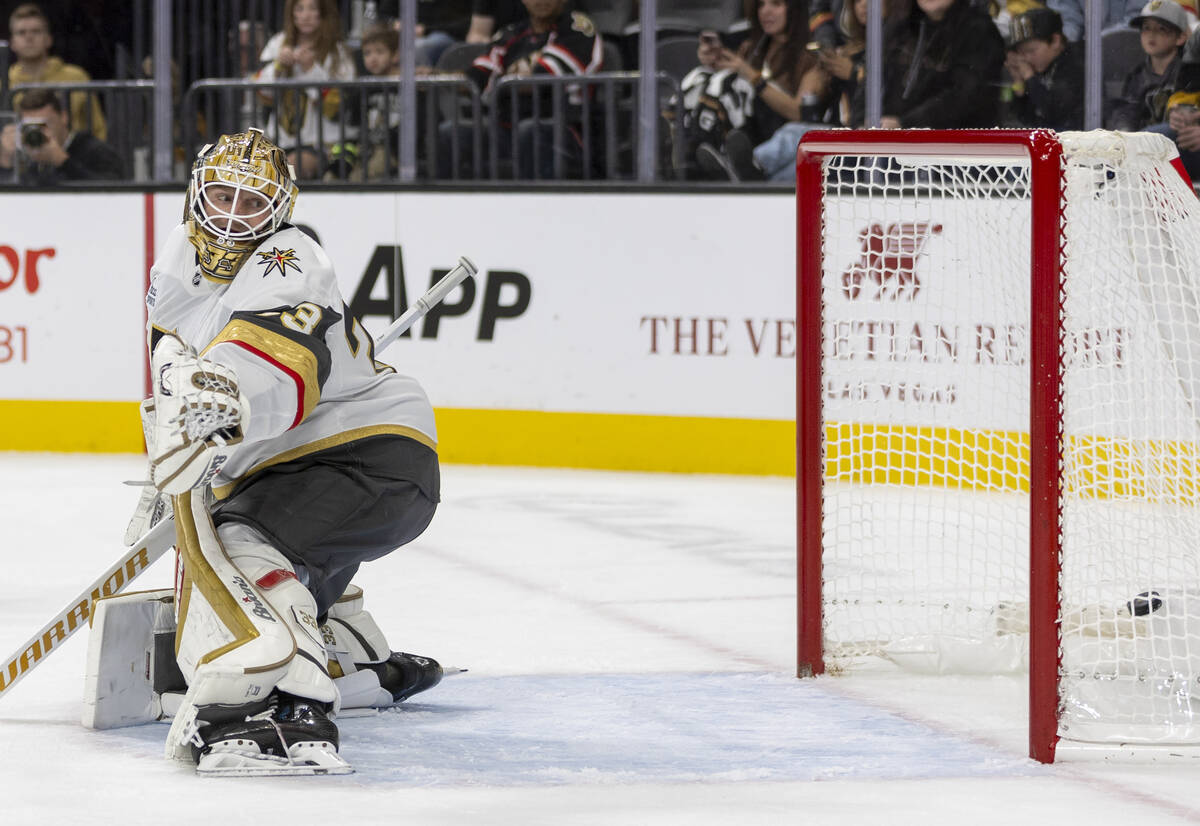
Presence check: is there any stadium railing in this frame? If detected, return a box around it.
[483,71,684,182]
[180,76,485,182]
[178,73,686,183]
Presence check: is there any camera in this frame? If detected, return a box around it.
[20,121,48,150]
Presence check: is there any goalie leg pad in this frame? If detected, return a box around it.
[324,584,391,670]
[171,491,335,713]
[324,585,444,708]
[218,522,335,707]
[167,493,338,761]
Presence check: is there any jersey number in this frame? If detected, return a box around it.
[279,302,324,335]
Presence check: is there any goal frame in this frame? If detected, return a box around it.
[794,129,1066,764]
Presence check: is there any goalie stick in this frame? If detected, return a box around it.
[375,256,477,352]
[0,257,479,701]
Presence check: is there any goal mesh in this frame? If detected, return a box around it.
[800,130,1200,754]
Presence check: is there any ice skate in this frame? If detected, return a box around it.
[191,691,352,777]
[365,650,445,703]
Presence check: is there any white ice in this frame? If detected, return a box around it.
[3,454,1200,824]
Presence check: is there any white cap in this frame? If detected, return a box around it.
[1131,0,1189,32]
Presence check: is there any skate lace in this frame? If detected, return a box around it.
[247,695,297,767]
[177,707,205,750]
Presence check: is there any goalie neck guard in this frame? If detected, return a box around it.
[185,128,298,282]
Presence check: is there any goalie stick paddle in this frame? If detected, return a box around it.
[0,255,479,701]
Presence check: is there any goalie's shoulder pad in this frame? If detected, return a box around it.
[243,226,334,285]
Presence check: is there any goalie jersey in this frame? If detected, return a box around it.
[145,221,436,500]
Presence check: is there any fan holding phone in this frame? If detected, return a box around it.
[670,0,828,181]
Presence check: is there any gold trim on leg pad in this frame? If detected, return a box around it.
[172,490,295,687]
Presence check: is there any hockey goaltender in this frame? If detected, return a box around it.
[94,128,449,776]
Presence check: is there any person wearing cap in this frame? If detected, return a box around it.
[1048,0,1196,42]
[1108,0,1189,131]
[1004,7,1086,130]
[1144,23,1200,180]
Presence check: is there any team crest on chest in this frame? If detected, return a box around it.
[256,247,302,278]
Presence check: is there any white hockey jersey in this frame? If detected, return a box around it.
[146,222,436,499]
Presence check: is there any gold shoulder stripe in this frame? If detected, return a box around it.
[204,318,321,428]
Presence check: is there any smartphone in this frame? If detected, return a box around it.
[699,31,723,48]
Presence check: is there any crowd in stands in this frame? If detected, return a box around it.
[2,0,1200,183]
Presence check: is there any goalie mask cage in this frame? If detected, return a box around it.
[796,129,1200,764]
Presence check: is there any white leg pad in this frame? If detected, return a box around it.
[218,522,335,707]
[324,584,392,673]
[166,493,339,760]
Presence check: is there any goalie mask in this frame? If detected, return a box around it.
[185,128,298,282]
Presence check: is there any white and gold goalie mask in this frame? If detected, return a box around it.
[185,128,298,282]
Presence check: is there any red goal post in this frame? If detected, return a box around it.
[795,129,1200,764]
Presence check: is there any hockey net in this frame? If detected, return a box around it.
[796,129,1200,762]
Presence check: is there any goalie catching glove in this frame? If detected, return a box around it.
[147,335,248,494]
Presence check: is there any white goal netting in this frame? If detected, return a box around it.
[811,130,1200,746]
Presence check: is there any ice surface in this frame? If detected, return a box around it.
[3,454,1200,824]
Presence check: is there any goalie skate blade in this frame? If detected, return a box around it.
[195,742,354,777]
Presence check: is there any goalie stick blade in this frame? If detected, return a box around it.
[195,741,354,777]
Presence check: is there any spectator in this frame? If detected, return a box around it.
[326,24,403,180]
[254,0,356,179]
[438,0,603,179]
[1004,7,1085,130]
[466,0,530,43]
[676,0,828,180]
[816,0,902,126]
[6,2,105,140]
[1048,0,1196,40]
[848,0,1006,129]
[987,0,1054,43]
[1147,25,1200,179]
[730,0,907,182]
[0,87,122,183]
[1,0,124,81]
[1108,0,1188,131]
